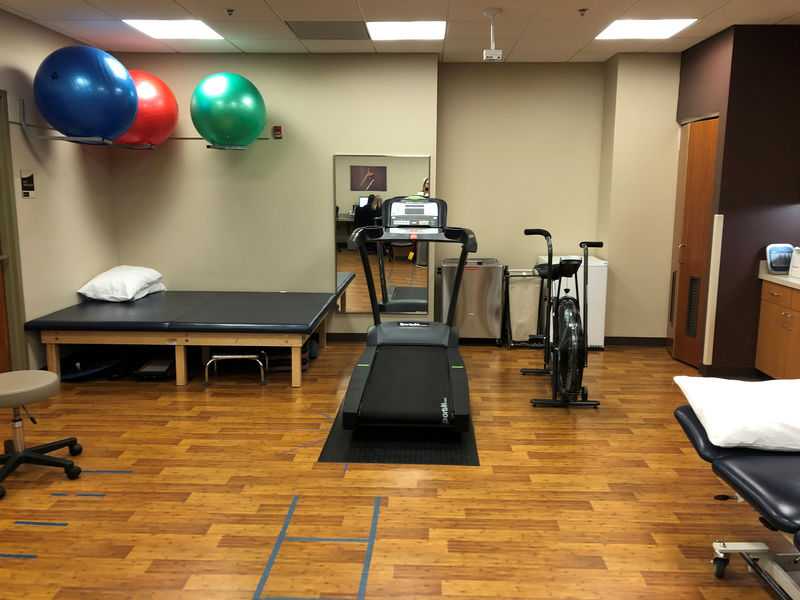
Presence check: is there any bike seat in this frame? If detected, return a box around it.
[534,257,581,280]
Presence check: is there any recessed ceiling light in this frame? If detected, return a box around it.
[366,21,446,41]
[595,19,697,40]
[123,19,223,40]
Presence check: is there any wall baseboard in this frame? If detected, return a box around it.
[604,337,667,347]
[329,333,367,343]
[699,364,765,379]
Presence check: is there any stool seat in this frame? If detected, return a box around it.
[0,369,81,500]
[0,370,60,407]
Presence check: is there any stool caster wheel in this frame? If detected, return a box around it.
[712,555,729,578]
[69,443,82,456]
[65,465,81,480]
[0,485,5,499]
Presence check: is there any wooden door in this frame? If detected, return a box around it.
[668,118,718,367]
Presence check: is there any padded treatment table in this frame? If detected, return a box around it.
[25,273,355,388]
[675,405,800,597]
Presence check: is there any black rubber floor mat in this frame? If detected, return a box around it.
[318,406,479,466]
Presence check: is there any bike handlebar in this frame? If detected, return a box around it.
[580,241,603,249]
[524,228,551,239]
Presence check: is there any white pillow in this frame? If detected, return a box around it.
[674,376,800,451]
[78,265,165,302]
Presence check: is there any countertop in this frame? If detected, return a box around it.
[758,260,800,291]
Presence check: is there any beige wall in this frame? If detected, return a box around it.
[110,53,438,339]
[436,63,605,264]
[0,11,119,366]
[2,5,684,348]
[599,54,681,337]
[436,57,681,338]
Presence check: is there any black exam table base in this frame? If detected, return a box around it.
[674,405,800,599]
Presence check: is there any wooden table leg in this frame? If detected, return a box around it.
[174,345,187,385]
[291,345,301,388]
[46,343,61,378]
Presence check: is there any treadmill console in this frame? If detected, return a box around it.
[383,196,446,229]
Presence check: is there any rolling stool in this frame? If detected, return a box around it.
[0,370,82,499]
[204,352,267,386]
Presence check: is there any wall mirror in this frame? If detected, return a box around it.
[334,154,431,314]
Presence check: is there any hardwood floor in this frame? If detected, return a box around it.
[0,345,789,599]
[337,249,427,314]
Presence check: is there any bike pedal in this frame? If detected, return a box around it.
[528,335,546,344]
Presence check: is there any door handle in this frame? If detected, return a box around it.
[781,312,787,328]
[788,313,794,332]
[677,243,686,264]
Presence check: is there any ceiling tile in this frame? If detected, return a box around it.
[534,0,635,22]
[0,0,113,20]
[446,19,529,39]
[705,0,800,21]
[264,0,363,21]
[174,0,281,22]
[228,38,308,53]
[524,18,609,39]
[619,0,729,19]
[157,38,243,52]
[299,39,376,52]
[85,0,191,20]
[373,40,444,54]
[508,37,588,62]
[649,36,709,53]
[446,0,545,22]
[37,18,175,52]
[570,50,619,62]
[204,20,294,40]
[358,0,449,21]
[579,38,662,55]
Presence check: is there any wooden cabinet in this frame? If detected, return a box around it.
[755,280,800,378]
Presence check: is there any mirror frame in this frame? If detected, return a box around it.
[333,153,431,315]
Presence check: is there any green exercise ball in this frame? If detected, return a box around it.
[190,72,266,147]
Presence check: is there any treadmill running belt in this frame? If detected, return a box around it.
[359,346,452,427]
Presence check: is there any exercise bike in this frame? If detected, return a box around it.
[522,229,603,408]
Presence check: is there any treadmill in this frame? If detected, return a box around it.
[341,196,477,432]
[373,195,436,313]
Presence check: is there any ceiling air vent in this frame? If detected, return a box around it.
[286,21,369,40]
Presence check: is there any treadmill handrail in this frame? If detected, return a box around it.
[348,225,477,252]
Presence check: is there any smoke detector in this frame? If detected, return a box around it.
[483,7,503,61]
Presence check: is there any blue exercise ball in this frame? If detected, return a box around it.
[33,46,138,140]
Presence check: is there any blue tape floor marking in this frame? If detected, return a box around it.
[304,407,334,422]
[81,470,133,474]
[14,521,67,527]
[51,493,68,497]
[284,537,369,543]
[275,439,325,456]
[0,553,37,559]
[254,495,381,600]
[52,493,106,497]
[252,494,299,600]
[358,497,381,600]
[264,428,325,431]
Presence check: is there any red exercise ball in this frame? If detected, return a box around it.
[115,70,178,146]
